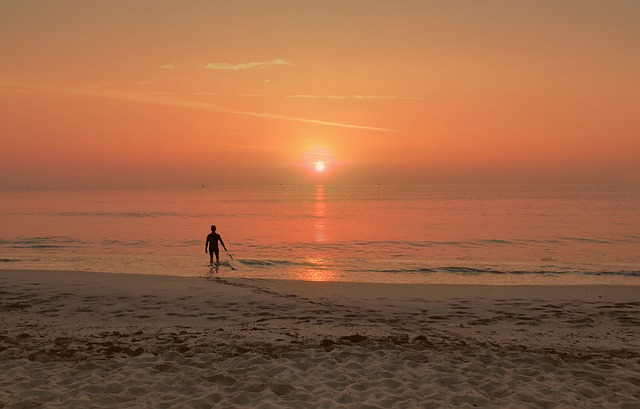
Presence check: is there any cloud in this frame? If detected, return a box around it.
[0,80,395,133]
[192,92,428,100]
[161,64,176,70]
[204,59,291,71]
[287,94,429,100]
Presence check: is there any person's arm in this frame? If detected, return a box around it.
[205,235,210,253]
[219,236,227,251]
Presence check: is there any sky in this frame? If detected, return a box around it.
[1,0,639,188]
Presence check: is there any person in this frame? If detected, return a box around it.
[205,225,227,266]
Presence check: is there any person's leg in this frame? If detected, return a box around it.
[208,249,214,265]
[215,249,220,265]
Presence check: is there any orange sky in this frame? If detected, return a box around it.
[1,1,639,188]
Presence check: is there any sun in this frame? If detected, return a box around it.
[299,147,334,176]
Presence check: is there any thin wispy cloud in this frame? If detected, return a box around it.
[205,59,291,71]
[288,94,428,100]
[192,92,428,100]
[1,80,395,133]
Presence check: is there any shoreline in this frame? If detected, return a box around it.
[2,269,639,408]
[3,264,640,286]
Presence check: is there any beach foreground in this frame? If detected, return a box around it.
[1,270,639,408]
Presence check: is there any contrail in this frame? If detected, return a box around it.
[193,91,428,100]
[1,80,396,132]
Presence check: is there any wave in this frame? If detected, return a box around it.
[269,236,640,252]
[233,256,640,278]
[238,259,314,268]
[0,236,88,249]
[53,211,179,218]
[352,266,640,278]
[4,235,637,253]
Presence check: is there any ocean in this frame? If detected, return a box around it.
[2,184,639,284]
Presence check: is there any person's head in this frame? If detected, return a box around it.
[211,225,217,232]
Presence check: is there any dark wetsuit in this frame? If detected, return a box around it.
[206,232,225,258]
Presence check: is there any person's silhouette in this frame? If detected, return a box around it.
[205,225,227,266]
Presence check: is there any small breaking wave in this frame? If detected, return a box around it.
[336,264,640,278]
[0,236,89,249]
[239,259,314,268]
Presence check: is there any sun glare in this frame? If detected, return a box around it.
[301,147,334,177]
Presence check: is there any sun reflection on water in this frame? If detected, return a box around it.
[314,185,327,243]
[297,257,338,281]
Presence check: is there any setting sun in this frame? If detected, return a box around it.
[314,162,326,172]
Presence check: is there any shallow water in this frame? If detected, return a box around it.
[2,184,639,284]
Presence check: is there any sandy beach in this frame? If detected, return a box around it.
[1,269,639,408]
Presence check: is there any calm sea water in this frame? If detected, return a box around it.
[1,185,639,284]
